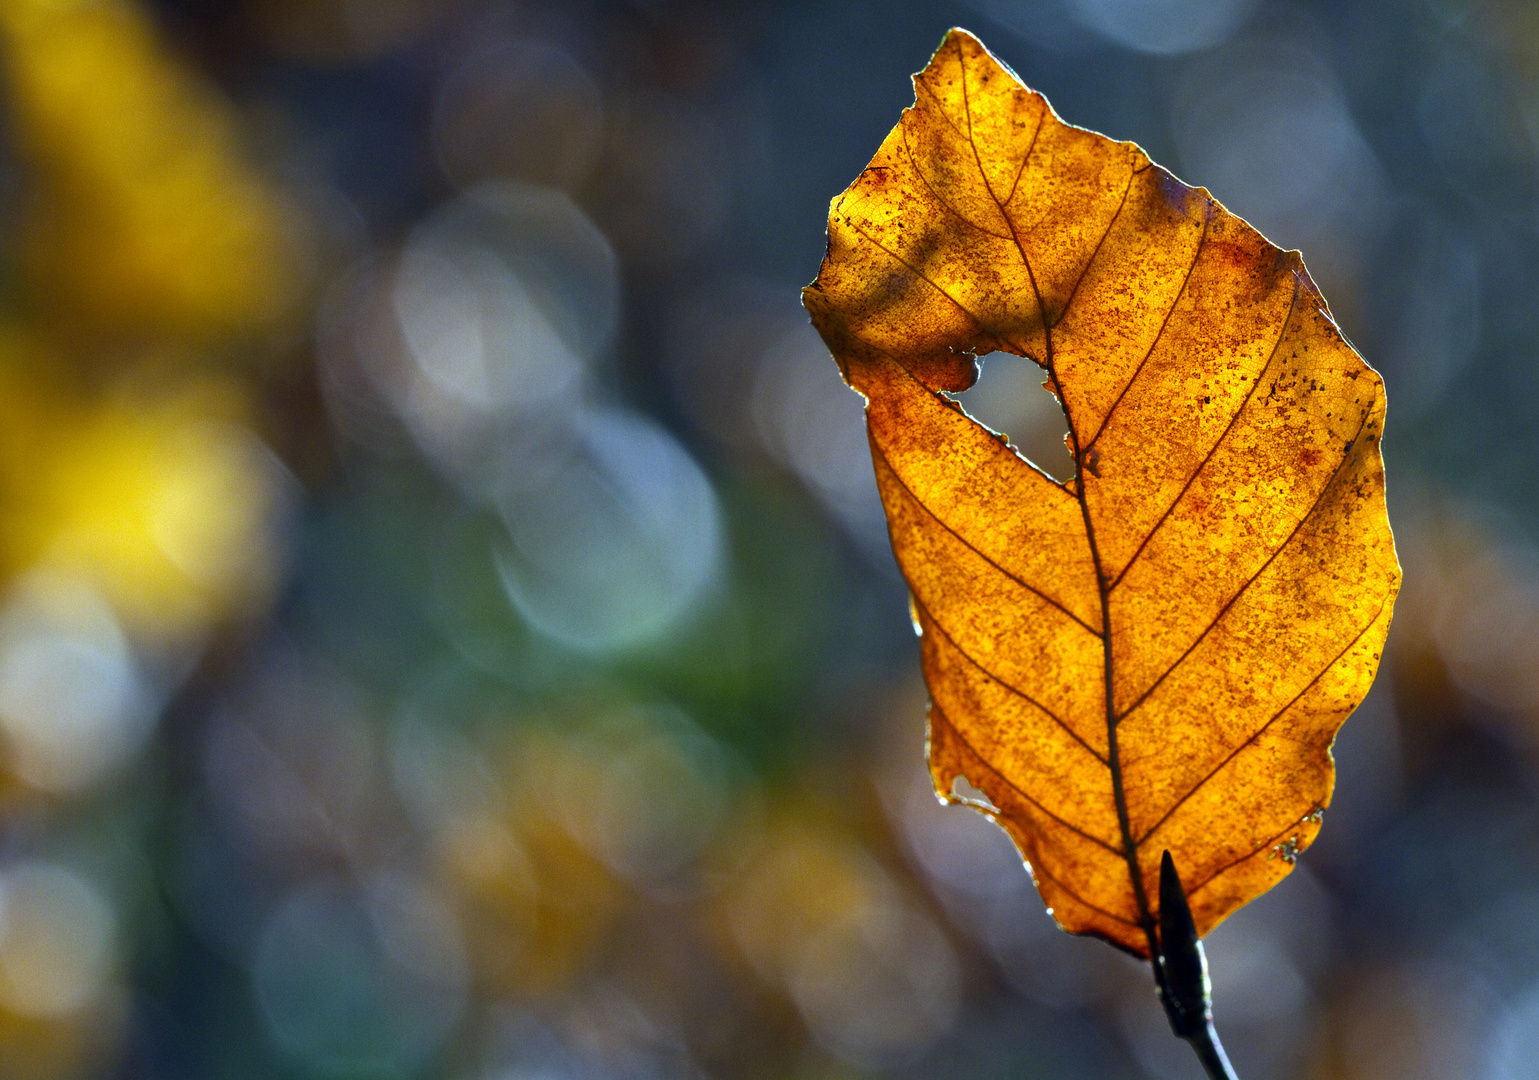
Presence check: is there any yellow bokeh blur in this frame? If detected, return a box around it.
[437,726,629,1001]
[0,0,304,656]
[0,0,306,344]
[0,362,287,647]
[0,3,306,1063]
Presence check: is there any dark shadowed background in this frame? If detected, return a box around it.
[0,0,1531,1077]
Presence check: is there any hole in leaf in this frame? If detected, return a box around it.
[951,774,998,811]
[953,353,1074,482]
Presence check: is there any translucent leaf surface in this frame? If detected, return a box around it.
[802,28,1400,957]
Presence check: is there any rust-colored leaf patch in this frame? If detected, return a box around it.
[803,28,1400,958]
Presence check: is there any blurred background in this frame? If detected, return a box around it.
[0,0,1532,1077]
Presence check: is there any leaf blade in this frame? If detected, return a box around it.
[804,27,1400,956]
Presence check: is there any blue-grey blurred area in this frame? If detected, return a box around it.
[0,0,1528,1077]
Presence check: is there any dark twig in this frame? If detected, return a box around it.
[1152,851,1239,1080]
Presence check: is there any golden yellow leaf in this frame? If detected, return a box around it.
[803,28,1400,958]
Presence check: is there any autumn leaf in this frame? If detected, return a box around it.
[802,28,1400,959]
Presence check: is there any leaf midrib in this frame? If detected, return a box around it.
[858,38,1378,944]
[950,34,1159,948]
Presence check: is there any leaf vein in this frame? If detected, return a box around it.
[1116,402,1378,723]
[1186,804,1326,898]
[1109,274,1303,590]
[911,590,1106,765]
[1029,857,1141,927]
[1084,200,1214,454]
[842,219,1010,348]
[899,125,1014,240]
[913,72,966,139]
[956,36,1041,294]
[1055,155,1139,325]
[1133,593,1389,849]
[869,433,1097,635]
[931,701,1118,853]
[1003,97,1047,206]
